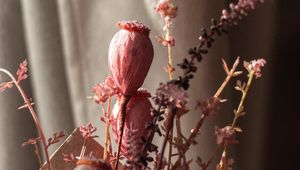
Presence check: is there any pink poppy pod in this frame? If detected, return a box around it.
[108,21,154,96]
[111,89,153,159]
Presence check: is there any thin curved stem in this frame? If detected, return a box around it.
[0,68,52,170]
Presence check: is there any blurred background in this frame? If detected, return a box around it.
[0,0,299,169]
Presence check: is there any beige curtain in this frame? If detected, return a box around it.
[0,0,276,169]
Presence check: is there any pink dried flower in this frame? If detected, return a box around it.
[215,126,238,145]
[92,84,108,103]
[79,123,98,140]
[196,97,222,116]
[221,0,264,22]
[244,58,267,78]
[108,21,154,96]
[155,0,178,20]
[92,76,119,104]
[111,89,153,159]
[157,83,188,107]
[0,60,28,93]
[103,76,119,95]
[16,60,28,83]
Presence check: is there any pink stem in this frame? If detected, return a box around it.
[0,68,52,170]
[115,95,131,170]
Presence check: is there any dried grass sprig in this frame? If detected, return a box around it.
[0,61,52,170]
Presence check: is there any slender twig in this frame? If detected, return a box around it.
[231,72,254,128]
[34,143,42,167]
[166,28,174,80]
[115,95,130,170]
[107,96,113,158]
[167,129,173,170]
[214,57,241,98]
[103,96,112,161]
[172,57,240,166]
[188,58,239,150]
[218,71,255,168]
[0,68,52,170]
[176,116,187,166]
[157,106,177,170]
[167,27,175,169]
[203,144,223,170]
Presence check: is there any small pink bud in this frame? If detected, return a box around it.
[108,21,154,96]
[111,89,153,159]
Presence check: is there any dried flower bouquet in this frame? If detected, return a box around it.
[0,0,267,170]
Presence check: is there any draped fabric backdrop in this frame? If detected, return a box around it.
[2,0,298,170]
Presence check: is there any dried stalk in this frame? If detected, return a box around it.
[218,71,255,168]
[172,57,241,167]
[0,68,52,170]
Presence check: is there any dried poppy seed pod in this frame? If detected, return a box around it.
[108,21,154,169]
[108,20,154,96]
[111,89,153,159]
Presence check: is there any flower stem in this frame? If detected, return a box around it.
[103,96,111,160]
[175,116,186,165]
[157,106,176,170]
[34,143,42,167]
[115,95,131,170]
[166,28,173,80]
[218,71,255,168]
[167,129,173,170]
[172,58,240,167]
[232,72,254,128]
[103,96,112,160]
[203,144,222,170]
[0,68,52,170]
[166,27,176,169]
[214,57,240,98]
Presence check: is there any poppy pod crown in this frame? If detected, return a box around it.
[108,20,154,96]
[117,20,150,36]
